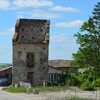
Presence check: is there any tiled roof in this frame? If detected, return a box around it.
[48,60,72,68]
[0,66,12,72]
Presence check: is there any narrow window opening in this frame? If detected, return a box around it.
[27,52,34,67]
[22,28,24,31]
[32,37,34,39]
[31,29,33,31]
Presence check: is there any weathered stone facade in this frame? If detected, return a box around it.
[12,19,50,86]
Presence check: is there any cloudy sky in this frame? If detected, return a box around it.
[0,0,99,63]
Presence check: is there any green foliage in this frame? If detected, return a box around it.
[3,86,67,93]
[80,81,95,91]
[92,78,100,87]
[58,73,68,86]
[48,82,59,86]
[2,86,27,93]
[67,73,81,86]
[58,72,82,86]
[72,2,100,69]
[58,69,100,91]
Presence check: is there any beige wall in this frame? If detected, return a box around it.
[48,67,63,74]
[12,43,49,86]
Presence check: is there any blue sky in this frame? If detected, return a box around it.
[0,0,99,63]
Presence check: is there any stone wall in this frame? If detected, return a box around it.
[12,19,50,86]
[14,19,50,43]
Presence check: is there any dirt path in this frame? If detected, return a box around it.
[0,87,100,100]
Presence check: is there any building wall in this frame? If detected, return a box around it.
[15,19,49,43]
[48,67,64,83]
[13,42,49,86]
[0,67,12,83]
[57,67,78,74]
[48,67,63,74]
[12,19,50,86]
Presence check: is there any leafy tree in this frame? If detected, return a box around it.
[72,2,100,68]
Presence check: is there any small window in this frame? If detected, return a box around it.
[51,74,53,82]
[31,29,33,31]
[22,28,24,31]
[43,67,45,70]
[32,37,34,39]
[6,74,9,78]
[40,29,43,32]
[22,36,24,38]
[43,47,45,50]
[27,52,34,67]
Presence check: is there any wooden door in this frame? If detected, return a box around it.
[27,72,33,85]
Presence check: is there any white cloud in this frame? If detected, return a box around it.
[17,15,25,19]
[51,34,67,43]
[0,27,14,35]
[12,0,53,8]
[55,20,83,28]
[0,0,54,10]
[17,10,63,19]
[31,10,63,19]
[49,6,80,13]
[0,0,10,10]
[49,33,79,60]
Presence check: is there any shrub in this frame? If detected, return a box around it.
[48,82,59,86]
[92,78,100,87]
[80,81,95,91]
[66,73,81,86]
[58,73,68,85]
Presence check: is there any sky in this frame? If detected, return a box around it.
[0,0,99,63]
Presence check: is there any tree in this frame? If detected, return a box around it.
[72,2,100,69]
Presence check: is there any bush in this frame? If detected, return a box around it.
[48,82,59,86]
[58,73,68,85]
[92,78,100,87]
[80,81,95,91]
[66,73,82,86]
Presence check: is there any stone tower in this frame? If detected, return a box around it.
[12,19,50,86]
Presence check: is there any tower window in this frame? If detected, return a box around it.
[31,29,33,31]
[26,52,34,67]
[32,37,34,39]
[22,28,24,31]
[22,36,24,38]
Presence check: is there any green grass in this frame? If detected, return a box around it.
[32,86,67,92]
[3,86,68,93]
[2,86,27,93]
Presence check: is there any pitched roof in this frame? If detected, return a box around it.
[48,60,72,68]
[0,66,12,72]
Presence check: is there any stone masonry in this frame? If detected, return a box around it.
[12,19,50,86]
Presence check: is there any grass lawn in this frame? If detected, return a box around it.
[2,86,27,93]
[32,86,67,92]
[3,86,68,93]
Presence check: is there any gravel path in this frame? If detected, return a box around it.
[0,87,100,100]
